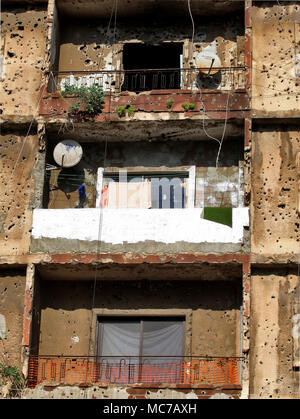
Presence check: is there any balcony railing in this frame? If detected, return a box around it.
[48,67,246,94]
[28,355,242,388]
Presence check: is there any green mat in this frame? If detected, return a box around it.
[203,207,232,227]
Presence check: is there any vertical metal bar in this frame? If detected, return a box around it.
[239,304,243,385]
[180,55,183,88]
[152,73,158,89]
[140,74,146,90]
[138,319,144,383]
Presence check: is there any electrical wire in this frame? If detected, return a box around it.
[86,0,118,365]
[187,0,195,46]
[186,0,232,168]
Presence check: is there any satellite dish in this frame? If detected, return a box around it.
[196,41,221,75]
[53,140,83,168]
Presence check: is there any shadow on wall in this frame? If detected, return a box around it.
[39,279,243,312]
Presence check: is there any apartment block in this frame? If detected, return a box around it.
[0,0,299,399]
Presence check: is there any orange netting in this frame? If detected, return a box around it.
[28,357,240,388]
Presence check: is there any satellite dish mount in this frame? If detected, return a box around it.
[53,140,83,168]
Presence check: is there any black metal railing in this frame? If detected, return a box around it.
[47,67,246,94]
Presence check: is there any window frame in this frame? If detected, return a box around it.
[121,42,184,92]
[96,316,186,360]
[94,314,187,384]
[96,166,196,209]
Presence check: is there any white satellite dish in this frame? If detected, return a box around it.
[53,140,83,168]
[196,41,221,75]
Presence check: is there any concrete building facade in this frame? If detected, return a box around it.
[0,0,299,399]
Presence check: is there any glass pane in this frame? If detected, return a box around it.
[151,177,186,208]
[141,319,184,383]
[99,320,140,384]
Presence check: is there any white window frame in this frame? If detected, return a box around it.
[95,166,196,209]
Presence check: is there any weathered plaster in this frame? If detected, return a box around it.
[22,383,241,399]
[252,3,300,117]
[37,279,241,358]
[0,129,39,256]
[251,127,300,255]
[0,269,26,369]
[0,7,47,120]
[30,208,249,255]
[250,268,299,399]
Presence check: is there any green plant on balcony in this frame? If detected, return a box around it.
[116,104,135,117]
[182,102,196,112]
[166,98,174,110]
[60,83,106,117]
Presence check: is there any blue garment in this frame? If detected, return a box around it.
[78,184,86,197]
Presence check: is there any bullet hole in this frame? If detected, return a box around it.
[10,33,22,38]
[7,51,15,58]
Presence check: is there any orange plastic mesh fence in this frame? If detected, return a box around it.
[28,357,241,388]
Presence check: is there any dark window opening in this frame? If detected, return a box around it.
[122,43,182,92]
[97,317,185,384]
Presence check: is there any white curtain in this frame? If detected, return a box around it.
[99,319,184,384]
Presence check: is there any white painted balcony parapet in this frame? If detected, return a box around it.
[32,208,249,245]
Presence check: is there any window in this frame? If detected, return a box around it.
[122,43,183,92]
[101,173,188,209]
[96,167,196,209]
[97,317,185,384]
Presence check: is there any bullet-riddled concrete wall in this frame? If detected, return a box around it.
[0,6,47,119]
[252,2,300,117]
[38,280,241,358]
[250,268,299,399]
[58,17,244,76]
[0,270,26,369]
[251,127,300,256]
[0,129,39,256]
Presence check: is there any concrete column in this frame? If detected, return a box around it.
[21,263,35,379]
[241,261,251,399]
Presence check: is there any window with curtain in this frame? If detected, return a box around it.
[97,317,185,384]
[101,174,188,209]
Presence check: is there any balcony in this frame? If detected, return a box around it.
[28,355,242,388]
[39,67,249,121]
[31,207,249,254]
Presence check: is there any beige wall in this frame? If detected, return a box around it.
[0,131,39,256]
[0,270,26,369]
[38,279,241,358]
[252,3,300,117]
[251,127,300,255]
[57,18,245,92]
[250,269,299,399]
[1,8,47,119]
